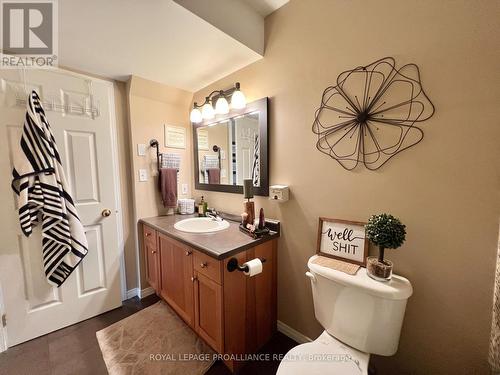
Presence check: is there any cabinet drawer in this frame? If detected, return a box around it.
[143,225,156,249]
[194,251,222,284]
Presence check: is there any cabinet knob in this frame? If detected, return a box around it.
[145,232,151,237]
[191,276,197,282]
[185,250,192,256]
[200,262,208,268]
[151,250,157,254]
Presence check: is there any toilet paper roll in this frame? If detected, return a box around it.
[243,258,263,277]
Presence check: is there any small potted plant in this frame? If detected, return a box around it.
[365,213,406,281]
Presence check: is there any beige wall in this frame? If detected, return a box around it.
[127,76,193,287]
[192,1,500,373]
[112,81,137,290]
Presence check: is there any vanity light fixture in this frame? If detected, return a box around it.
[231,82,246,109]
[190,105,202,123]
[215,95,230,115]
[201,99,215,120]
[190,82,246,123]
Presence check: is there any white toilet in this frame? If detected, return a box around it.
[277,255,413,374]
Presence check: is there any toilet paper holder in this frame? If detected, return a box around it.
[227,257,266,273]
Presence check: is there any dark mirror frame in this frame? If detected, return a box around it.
[193,97,269,196]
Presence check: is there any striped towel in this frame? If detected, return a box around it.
[11,91,88,287]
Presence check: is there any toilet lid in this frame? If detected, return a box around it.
[276,331,369,375]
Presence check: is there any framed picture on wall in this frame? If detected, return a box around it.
[197,128,209,150]
[316,217,368,266]
[164,124,186,149]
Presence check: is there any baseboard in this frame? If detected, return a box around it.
[125,288,139,300]
[125,286,156,300]
[277,320,312,344]
[0,285,7,352]
[138,287,155,299]
[0,328,6,353]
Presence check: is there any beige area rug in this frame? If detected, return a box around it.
[96,301,215,375]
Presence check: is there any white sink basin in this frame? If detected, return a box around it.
[174,217,230,233]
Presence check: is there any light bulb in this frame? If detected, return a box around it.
[215,96,229,115]
[231,89,246,109]
[201,101,215,120]
[190,107,202,123]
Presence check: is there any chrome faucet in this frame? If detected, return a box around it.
[206,209,223,221]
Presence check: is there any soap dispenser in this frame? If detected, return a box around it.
[198,196,206,217]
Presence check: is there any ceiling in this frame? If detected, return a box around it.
[59,0,288,92]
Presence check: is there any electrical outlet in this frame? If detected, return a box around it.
[137,143,146,156]
[139,169,148,182]
[181,183,188,195]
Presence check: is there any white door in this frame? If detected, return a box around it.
[0,68,123,347]
[234,115,259,185]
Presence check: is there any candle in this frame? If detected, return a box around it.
[243,179,253,199]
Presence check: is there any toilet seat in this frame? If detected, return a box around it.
[277,331,370,375]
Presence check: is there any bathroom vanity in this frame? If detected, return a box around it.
[139,215,279,372]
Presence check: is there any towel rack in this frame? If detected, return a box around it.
[202,154,219,169]
[150,139,161,174]
[150,139,180,190]
[7,76,100,118]
[162,153,181,170]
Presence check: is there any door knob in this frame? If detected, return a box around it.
[102,209,112,217]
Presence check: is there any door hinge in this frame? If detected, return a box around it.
[1,314,5,327]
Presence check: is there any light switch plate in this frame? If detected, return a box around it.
[181,183,188,195]
[137,143,146,156]
[139,169,148,182]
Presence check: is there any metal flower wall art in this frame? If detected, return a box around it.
[312,57,435,170]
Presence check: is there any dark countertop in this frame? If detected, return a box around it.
[139,214,280,260]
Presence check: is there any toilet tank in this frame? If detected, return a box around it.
[307,255,413,356]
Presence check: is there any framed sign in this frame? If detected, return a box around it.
[197,128,209,150]
[165,125,186,149]
[317,217,368,266]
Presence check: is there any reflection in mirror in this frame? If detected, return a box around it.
[193,97,268,196]
[197,113,260,186]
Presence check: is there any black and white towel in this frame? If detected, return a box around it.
[251,133,260,186]
[11,91,88,287]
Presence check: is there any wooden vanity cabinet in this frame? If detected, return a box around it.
[141,223,277,373]
[158,233,195,327]
[194,272,223,352]
[222,239,277,372]
[191,250,224,351]
[143,225,159,292]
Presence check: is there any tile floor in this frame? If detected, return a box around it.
[0,294,297,375]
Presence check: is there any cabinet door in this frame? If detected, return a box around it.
[158,234,194,326]
[194,272,223,353]
[143,225,159,292]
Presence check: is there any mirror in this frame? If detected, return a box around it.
[193,97,268,196]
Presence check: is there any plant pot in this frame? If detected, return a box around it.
[366,256,393,281]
